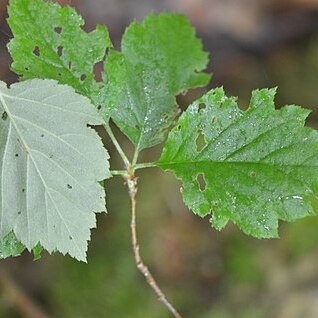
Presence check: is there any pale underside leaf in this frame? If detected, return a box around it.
[0,79,110,261]
[158,88,318,238]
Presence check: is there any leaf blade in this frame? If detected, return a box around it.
[0,79,110,261]
[0,232,25,259]
[0,232,43,260]
[158,88,318,238]
[8,0,112,115]
[105,13,210,151]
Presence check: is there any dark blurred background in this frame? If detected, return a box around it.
[2,0,318,317]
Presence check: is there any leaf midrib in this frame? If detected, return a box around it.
[158,160,318,169]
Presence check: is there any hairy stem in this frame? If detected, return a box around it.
[0,268,50,318]
[126,169,183,318]
[104,123,130,168]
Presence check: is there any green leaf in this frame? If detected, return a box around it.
[104,13,210,151]
[158,88,318,238]
[0,232,42,260]
[7,0,112,116]
[32,244,43,261]
[0,232,25,259]
[0,79,110,261]
[0,231,43,261]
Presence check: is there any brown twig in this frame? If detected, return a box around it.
[126,169,183,318]
[0,268,50,318]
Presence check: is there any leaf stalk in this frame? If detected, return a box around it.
[110,170,127,176]
[132,148,139,166]
[104,123,130,168]
[134,162,157,171]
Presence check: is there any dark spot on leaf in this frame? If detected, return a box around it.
[54,26,62,34]
[198,103,206,111]
[213,201,219,206]
[25,67,29,71]
[33,46,40,56]
[67,184,72,189]
[58,72,62,76]
[57,46,63,57]
[15,154,18,157]
[18,211,21,215]
[49,154,54,158]
[22,189,25,193]
[2,112,7,120]
[68,61,72,69]
[40,134,44,137]
[97,105,101,110]
[135,124,140,130]
[197,173,206,192]
[196,130,207,152]
[69,236,73,240]
[249,171,256,177]
[80,74,86,81]
[177,125,181,130]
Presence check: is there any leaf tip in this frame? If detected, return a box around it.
[249,87,278,111]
